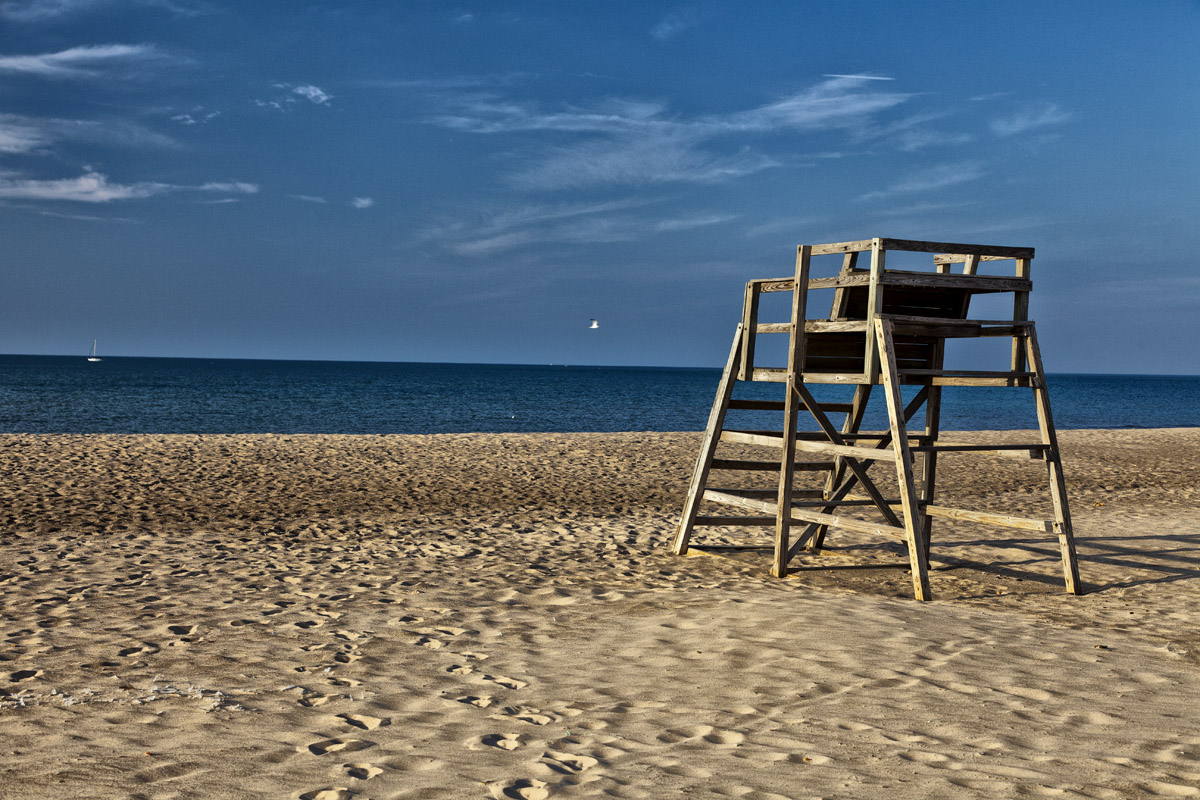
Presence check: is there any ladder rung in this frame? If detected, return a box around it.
[708,488,825,499]
[694,516,776,527]
[710,458,836,472]
[900,369,1036,379]
[722,431,898,462]
[727,399,854,413]
[911,442,1050,454]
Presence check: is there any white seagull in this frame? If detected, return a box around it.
[589,319,599,329]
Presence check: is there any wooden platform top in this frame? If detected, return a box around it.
[805,237,1034,259]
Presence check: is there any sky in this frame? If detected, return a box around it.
[1,0,1198,373]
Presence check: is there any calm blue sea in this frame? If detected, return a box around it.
[0,355,1195,434]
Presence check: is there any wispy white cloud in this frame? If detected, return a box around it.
[292,84,332,105]
[0,0,210,20]
[424,198,733,255]
[351,196,374,209]
[256,83,333,111]
[0,43,169,79]
[289,194,327,203]
[426,75,911,190]
[0,115,49,153]
[358,73,526,91]
[0,112,180,153]
[990,103,1071,137]
[0,167,257,202]
[512,136,778,190]
[859,161,985,201]
[36,207,140,222]
[651,10,699,41]
[171,108,220,125]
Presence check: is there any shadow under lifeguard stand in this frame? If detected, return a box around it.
[672,237,1082,601]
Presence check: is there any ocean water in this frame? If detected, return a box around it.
[0,355,1196,434]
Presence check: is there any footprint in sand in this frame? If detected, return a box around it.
[495,778,550,800]
[299,788,354,800]
[8,669,41,682]
[476,733,524,751]
[307,739,374,756]
[491,706,557,726]
[540,749,599,775]
[118,643,160,658]
[447,665,475,676]
[454,695,496,708]
[336,713,390,731]
[342,763,382,780]
[483,674,528,690]
[656,725,744,747]
[294,620,322,630]
[167,624,197,636]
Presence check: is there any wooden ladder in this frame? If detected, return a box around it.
[671,238,1083,601]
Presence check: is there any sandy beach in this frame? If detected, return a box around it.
[1,429,1198,799]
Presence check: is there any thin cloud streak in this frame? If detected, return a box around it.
[427,75,909,190]
[0,168,258,202]
[0,44,167,79]
[859,161,985,201]
[428,199,734,255]
[0,0,210,20]
[991,103,1071,136]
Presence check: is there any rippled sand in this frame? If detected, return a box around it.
[1,430,1198,799]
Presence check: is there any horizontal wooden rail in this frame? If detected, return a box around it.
[710,458,836,472]
[808,239,1034,259]
[727,398,854,414]
[694,516,776,527]
[922,504,1054,533]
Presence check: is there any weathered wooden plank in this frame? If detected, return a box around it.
[879,272,1032,292]
[726,399,853,413]
[933,253,1024,264]
[910,442,1050,453]
[754,278,795,293]
[739,281,760,381]
[710,458,836,471]
[673,324,744,556]
[875,317,933,601]
[720,431,899,461]
[709,487,825,499]
[773,244,812,578]
[808,239,876,255]
[876,238,1035,259]
[808,239,1034,259]
[922,504,1054,532]
[757,320,870,334]
[900,369,1036,379]
[1012,256,1031,372]
[694,516,776,527]
[1025,326,1083,595]
[931,376,1033,387]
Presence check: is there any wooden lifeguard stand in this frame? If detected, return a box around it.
[672,237,1081,601]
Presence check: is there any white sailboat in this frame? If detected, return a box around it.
[87,340,103,362]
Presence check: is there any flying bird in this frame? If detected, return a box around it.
[589,319,599,329]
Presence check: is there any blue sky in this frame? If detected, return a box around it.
[1,1,1197,372]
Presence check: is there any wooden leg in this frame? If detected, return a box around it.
[875,318,932,601]
[1024,327,1083,595]
[920,387,942,562]
[673,324,743,556]
[773,245,812,577]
